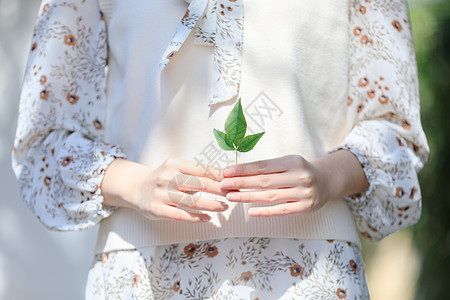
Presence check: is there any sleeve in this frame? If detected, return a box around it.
[332,0,430,241]
[11,0,127,231]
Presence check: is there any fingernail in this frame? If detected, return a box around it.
[226,193,240,201]
[220,202,229,210]
[200,215,210,222]
[221,180,234,189]
[249,210,260,217]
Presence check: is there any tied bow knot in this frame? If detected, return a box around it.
[159,0,243,106]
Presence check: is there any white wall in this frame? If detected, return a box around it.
[0,1,98,299]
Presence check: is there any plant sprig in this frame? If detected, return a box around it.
[213,98,265,164]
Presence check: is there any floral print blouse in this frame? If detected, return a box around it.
[12,0,429,241]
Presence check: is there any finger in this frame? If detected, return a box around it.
[168,157,224,181]
[223,155,296,177]
[220,173,297,190]
[167,190,229,212]
[169,173,236,197]
[152,204,212,223]
[225,188,299,203]
[247,200,315,217]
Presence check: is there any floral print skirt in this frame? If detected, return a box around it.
[85,238,370,299]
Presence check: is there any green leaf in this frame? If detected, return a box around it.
[225,98,247,146]
[236,132,265,152]
[213,128,235,151]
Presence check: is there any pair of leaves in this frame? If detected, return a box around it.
[213,98,265,153]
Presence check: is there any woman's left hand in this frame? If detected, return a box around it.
[220,154,330,217]
[220,151,369,217]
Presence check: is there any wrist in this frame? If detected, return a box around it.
[100,158,152,209]
[311,150,369,201]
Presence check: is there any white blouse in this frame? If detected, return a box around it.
[12,0,429,244]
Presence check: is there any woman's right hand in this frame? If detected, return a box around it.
[101,157,232,222]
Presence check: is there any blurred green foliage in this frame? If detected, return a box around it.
[409,0,450,299]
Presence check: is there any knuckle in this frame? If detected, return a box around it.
[155,175,169,188]
[292,155,306,167]
[259,176,271,189]
[170,211,185,222]
[302,175,314,188]
[266,191,277,202]
[278,207,290,216]
[304,199,315,213]
[257,160,267,173]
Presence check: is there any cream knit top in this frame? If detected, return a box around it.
[90,0,361,253]
[12,0,429,255]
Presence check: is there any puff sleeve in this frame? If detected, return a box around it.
[11,0,127,231]
[334,0,430,241]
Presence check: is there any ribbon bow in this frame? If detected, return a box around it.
[159,0,243,106]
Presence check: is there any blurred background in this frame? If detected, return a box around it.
[0,0,449,299]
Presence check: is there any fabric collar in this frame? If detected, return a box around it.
[159,0,243,106]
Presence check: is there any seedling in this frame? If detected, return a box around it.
[213,98,265,164]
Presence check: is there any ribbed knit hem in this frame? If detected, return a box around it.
[94,198,361,254]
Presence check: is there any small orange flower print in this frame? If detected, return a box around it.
[31,42,38,51]
[402,120,412,130]
[396,136,404,147]
[347,97,353,106]
[357,105,365,113]
[360,35,372,45]
[398,205,410,212]
[359,5,366,14]
[93,119,103,130]
[131,274,139,288]
[336,288,348,299]
[66,93,79,104]
[367,89,376,99]
[40,89,49,100]
[358,77,369,87]
[290,265,303,277]
[100,10,104,21]
[167,51,177,60]
[361,231,371,239]
[40,75,47,85]
[184,243,198,257]
[42,3,49,13]
[395,187,405,198]
[413,143,419,152]
[44,176,51,186]
[64,35,76,46]
[61,156,73,167]
[326,239,334,243]
[241,260,247,265]
[353,27,362,36]
[368,224,378,232]
[240,271,253,283]
[102,254,108,264]
[378,94,389,104]
[173,280,180,292]
[410,187,416,199]
[58,202,63,208]
[182,9,190,20]
[205,245,218,258]
[349,260,358,273]
[392,20,403,32]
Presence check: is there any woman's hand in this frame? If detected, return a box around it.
[101,157,234,223]
[221,150,369,217]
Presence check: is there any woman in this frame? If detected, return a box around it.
[12,0,429,298]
